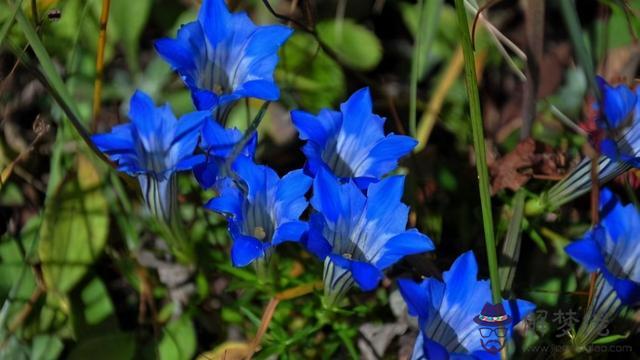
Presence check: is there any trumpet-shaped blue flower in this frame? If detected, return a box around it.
[595,77,640,168]
[398,251,535,360]
[92,90,208,222]
[205,157,311,267]
[193,120,257,189]
[306,169,434,305]
[154,0,292,112]
[291,88,417,188]
[565,188,640,347]
[565,188,640,305]
[541,78,639,211]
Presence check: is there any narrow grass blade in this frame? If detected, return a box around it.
[0,0,23,47]
[454,0,501,304]
[409,0,442,137]
[499,190,525,292]
[12,4,113,167]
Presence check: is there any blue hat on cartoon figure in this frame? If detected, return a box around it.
[474,302,512,327]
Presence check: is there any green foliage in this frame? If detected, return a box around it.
[67,333,135,360]
[39,157,109,294]
[316,19,382,71]
[158,315,197,360]
[277,32,346,112]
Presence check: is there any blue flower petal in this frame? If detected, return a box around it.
[175,154,205,171]
[204,182,243,219]
[365,175,405,222]
[424,338,451,360]
[92,124,134,153]
[230,232,266,267]
[359,134,417,178]
[154,37,197,75]
[596,76,637,128]
[349,259,382,291]
[275,169,311,220]
[192,88,219,111]
[304,213,332,259]
[442,251,481,305]
[504,298,536,328]
[232,157,279,202]
[236,80,280,101]
[375,229,435,270]
[198,0,232,45]
[565,235,606,273]
[193,160,221,189]
[339,88,381,140]
[397,279,430,318]
[291,109,341,144]
[272,220,308,245]
[311,169,344,223]
[128,91,165,148]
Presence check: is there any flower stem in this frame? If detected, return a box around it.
[408,0,425,137]
[453,0,501,304]
[91,0,111,132]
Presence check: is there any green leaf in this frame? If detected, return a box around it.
[31,335,64,360]
[0,216,39,299]
[592,333,629,345]
[110,0,152,73]
[278,32,345,112]
[316,19,382,71]
[159,315,197,360]
[0,336,30,360]
[67,333,135,360]
[399,2,457,78]
[605,4,639,49]
[0,0,22,47]
[39,156,109,294]
[77,277,116,328]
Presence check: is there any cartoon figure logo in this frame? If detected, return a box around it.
[473,302,511,353]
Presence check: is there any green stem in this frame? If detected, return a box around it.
[408,0,425,137]
[559,0,601,102]
[453,0,501,304]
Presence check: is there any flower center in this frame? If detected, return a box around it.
[253,227,266,240]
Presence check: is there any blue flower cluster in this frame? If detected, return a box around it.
[91,0,433,299]
[90,1,536,357]
[92,0,287,222]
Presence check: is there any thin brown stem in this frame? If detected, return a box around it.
[91,0,111,132]
[246,282,322,359]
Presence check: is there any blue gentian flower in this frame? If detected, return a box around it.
[595,76,637,130]
[291,88,417,188]
[565,188,640,347]
[193,120,257,189]
[595,77,640,167]
[565,188,640,305]
[154,0,293,113]
[92,90,208,222]
[538,78,640,211]
[205,157,311,268]
[398,251,535,360]
[306,169,434,306]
